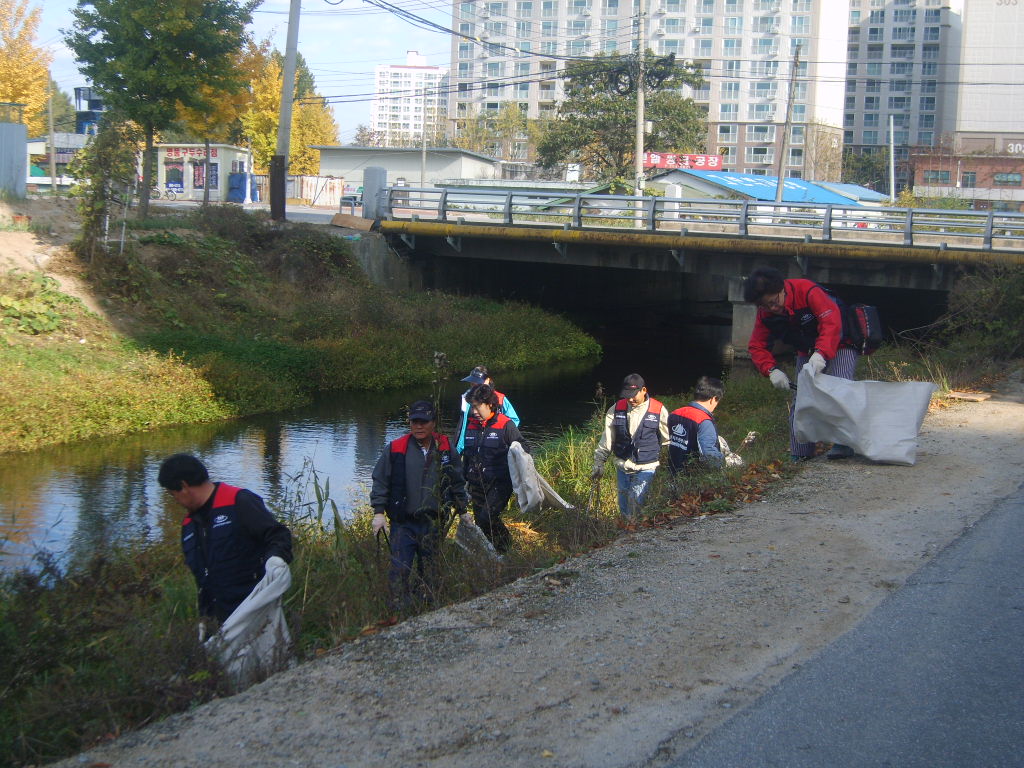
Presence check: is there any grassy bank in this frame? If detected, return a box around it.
[0,206,599,453]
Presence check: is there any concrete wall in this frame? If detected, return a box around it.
[318,149,498,188]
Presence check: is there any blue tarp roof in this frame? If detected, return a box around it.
[679,169,859,205]
[816,181,889,202]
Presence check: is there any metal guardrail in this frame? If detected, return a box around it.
[380,186,1024,251]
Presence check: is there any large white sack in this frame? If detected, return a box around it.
[508,442,575,515]
[205,555,292,689]
[793,367,935,465]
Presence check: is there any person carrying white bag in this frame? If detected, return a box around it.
[743,267,860,461]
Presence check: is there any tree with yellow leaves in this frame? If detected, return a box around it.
[0,0,51,137]
[240,53,338,175]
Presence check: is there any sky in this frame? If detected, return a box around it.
[38,0,455,142]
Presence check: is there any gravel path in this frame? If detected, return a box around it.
[59,372,1024,768]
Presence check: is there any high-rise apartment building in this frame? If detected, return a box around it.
[953,0,1024,152]
[449,0,850,178]
[843,0,964,191]
[370,51,450,147]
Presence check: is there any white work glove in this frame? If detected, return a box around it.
[372,512,388,534]
[265,555,287,571]
[590,463,604,480]
[768,368,791,391]
[806,351,827,375]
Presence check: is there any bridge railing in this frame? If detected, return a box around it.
[381,186,1024,251]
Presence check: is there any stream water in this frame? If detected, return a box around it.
[1,329,731,571]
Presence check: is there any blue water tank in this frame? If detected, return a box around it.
[227,172,247,203]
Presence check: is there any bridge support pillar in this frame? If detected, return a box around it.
[727,277,755,360]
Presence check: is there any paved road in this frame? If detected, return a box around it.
[671,484,1024,768]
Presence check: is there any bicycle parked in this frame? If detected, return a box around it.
[149,186,179,201]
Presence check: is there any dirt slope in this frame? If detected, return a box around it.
[53,371,1024,768]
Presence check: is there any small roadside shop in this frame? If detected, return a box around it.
[152,143,254,202]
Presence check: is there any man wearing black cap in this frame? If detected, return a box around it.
[455,365,520,454]
[370,400,470,609]
[591,374,670,520]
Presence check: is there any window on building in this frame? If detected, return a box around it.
[844,113,855,127]
[698,0,714,11]
[792,104,806,121]
[919,96,935,111]
[864,96,879,110]
[460,2,475,18]
[890,79,910,92]
[789,147,804,165]
[923,170,950,183]
[791,15,809,33]
[888,96,910,110]
[917,131,933,145]
[664,17,682,32]
[541,40,558,53]
[568,0,591,14]
[721,81,740,99]
[746,124,776,142]
[868,9,883,22]
[924,9,939,21]
[725,0,743,10]
[923,26,939,40]
[516,20,531,36]
[718,124,738,143]
[725,16,743,33]
[723,38,742,55]
[867,44,883,59]
[892,26,915,40]
[459,42,473,58]
[696,38,713,55]
[459,22,473,35]
[863,113,878,127]
[753,38,777,55]
[960,171,976,188]
[752,81,776,99]
[747,168,769,176]
[863,130,878,144]
[921,61,937,75]
[751,60,778,77]
[542,20,557,35]
[542,0,556,15]
[850,9,861,24]
[603,18,618,33]
[844,130,854,143]
[792,0,810,9]
[865,79,881,93]
[517,1,533,13]
[845,96,856,109]
[661,39,682,54]
[749,103,776,120]
[791,125,805,144]
[745,146,775,163]
[994,173,1022,186]
[720,103,738,119]
[487,61,503,76]
[867,27,883,42]
[604,0,618,9]
[724,59,742,74]
[696,16,713,32]
[866,62,881,75]
[919,114,935,128]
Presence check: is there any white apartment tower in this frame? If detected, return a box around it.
[449,0,851,178]
[953,0,1024,153]
[843,0,964,190]
[370,51,450,147]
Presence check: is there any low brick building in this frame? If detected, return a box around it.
[911,151,1024,212]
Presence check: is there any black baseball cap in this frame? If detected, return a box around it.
[461,365,489,385]
[408,400,436,421]
[620,373,646,398]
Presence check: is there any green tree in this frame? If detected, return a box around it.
[536,53,706,184]
[842,147,889,191]
[29,78,76,134]
[65,0,255,217]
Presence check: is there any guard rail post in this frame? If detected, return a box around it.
[646,196,658,232]
[823,204,833,241]
[983,210,994,250]
[903,208,914,246]
[504,192,513,225]
[573,194,583,228]
[739,200,749,237]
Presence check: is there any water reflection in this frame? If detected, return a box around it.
[1,336,728,571]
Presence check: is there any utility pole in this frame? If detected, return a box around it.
[888,114,897,200]
[420,86,428,187]
[633,1,647,199]
[47,79,58,197]
[270,0,301,221]
[774,44,801,203]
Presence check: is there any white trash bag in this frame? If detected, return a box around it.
[507,442,575,515]
[204,555,292,689]
[793,367,935,466]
